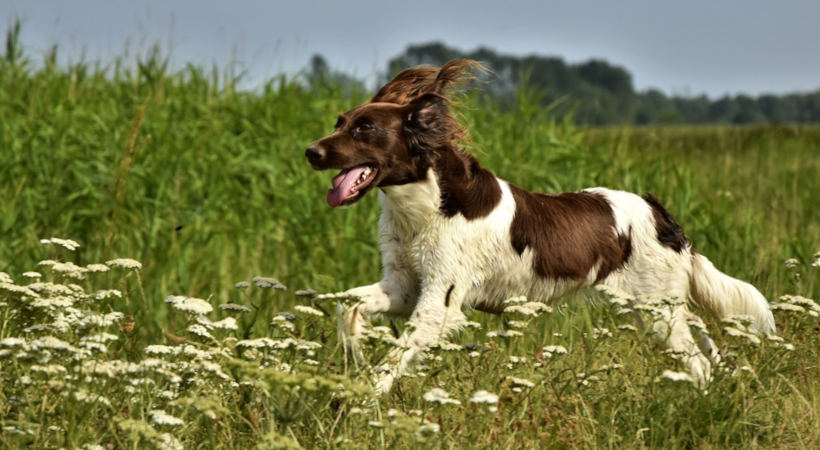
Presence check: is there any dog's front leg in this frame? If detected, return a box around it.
[373,283,466,395]
[338,274,417,360]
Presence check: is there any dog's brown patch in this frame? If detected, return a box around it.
[444,284,455,307]
[509,186,632,281]
[643,193,688,253]
[433,147,502,220]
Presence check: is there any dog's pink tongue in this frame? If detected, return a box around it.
[327,166,367,207]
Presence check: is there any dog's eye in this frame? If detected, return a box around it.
[355,122,374,133]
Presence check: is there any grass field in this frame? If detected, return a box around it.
[1,34,819,448]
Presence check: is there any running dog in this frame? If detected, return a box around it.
[306,59,775,394]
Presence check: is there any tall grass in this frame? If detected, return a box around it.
[1,29,818,448]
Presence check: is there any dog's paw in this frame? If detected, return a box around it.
[686,353,713,389]
[337,303,367,363]
[372,372,395,396]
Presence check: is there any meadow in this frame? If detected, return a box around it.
[1,32,819,448]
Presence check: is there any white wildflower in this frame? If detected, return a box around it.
[30,336,80,353]
[30,296,74,309]
[508,355,527,364]
[81,342,107,353]
[85,263,110,273]
[784,258,799,269]
[219,303,251,313]
[304,359,320,366]
[658,370,694,383]
[296,340,322,351]
[235,337,278,349]
[295,289,317,297]
[72,389,112,407]
[195,361,231,380]
[0,272,12,283]
[105,258,142,270]
[165,295,213,315]
[210,317,238,330]
[22,271,41,279]
[416,422,441,435]
[76,311,124,329]
[435,341,463,351]
[596,284,634,301]
[507,320,528,329]
[187,324,214,340]
[633,303,666,316]
[503,296,527,305]
[234,281,250,289]
[0,282,39,298]
[766,334,784,342]
[486,330,523,338]
[468,351,480,358]
[724,327,761,345]
[294,305,324,317]
[542,345,568,356]
[723,315,755,328]
[150,409,184,427]
[159,433,183,450]
[30,364,67,375]
[780,295,820,316]
[89,289,122,301]
[423,387,461,405]
[40,237,80,251]
[590,327,612,339]
[145,345,177,355]
[463,321,482,329]
[26,281,73,296]
[469,390,499,404]
[507,376,535,388]
[596,363,623,372]
[504,305,537,316]
[617,324,638,332]
[252,276,286,290]
[771,302,805,313]
[1,338,27,347]
[368,421,383,428]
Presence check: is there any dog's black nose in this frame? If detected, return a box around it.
[305,146,325,163]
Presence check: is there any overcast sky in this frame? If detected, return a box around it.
[3,0,819,98]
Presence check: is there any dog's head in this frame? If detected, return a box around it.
[306,59,484,207]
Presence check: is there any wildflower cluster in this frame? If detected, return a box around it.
[0,239,366,448]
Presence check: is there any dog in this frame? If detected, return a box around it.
[306,59,775,394]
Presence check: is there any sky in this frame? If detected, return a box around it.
[2,0,819,98]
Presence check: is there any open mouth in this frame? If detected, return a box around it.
[326,164,378,207]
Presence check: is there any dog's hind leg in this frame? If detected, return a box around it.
[649,300,714,386]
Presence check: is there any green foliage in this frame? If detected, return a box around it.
[1,31,819,448]
[387,42,820,125]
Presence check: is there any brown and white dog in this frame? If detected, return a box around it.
[306,59,775,394]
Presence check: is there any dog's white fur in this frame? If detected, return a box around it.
[338,169,775,394]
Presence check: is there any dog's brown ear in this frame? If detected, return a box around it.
[404,93,458,152]
[371,66,438,104]
[372,59,487,105]
[430,59,487,96]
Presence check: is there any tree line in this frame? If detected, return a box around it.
[310,42,820,125]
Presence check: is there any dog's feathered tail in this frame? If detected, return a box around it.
[690,252,775,334]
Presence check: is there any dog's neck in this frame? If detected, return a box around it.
[379,168,441,231]
[379,146,503,227]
